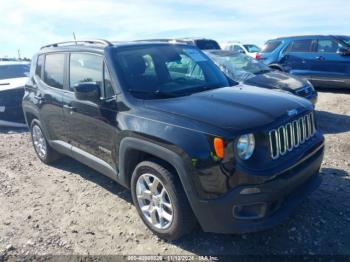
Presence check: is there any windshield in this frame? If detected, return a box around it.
[0,64,30,80]
[206,51,271,82]
[113,45,229,99]
[243,45,261,53]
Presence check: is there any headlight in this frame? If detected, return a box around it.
[236,133,255,160]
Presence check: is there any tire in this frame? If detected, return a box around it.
[30,120,62,164]
[131,161,197,240]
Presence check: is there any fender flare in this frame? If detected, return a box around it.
[118,137,198,209]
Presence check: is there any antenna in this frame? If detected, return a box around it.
[73,32,77,45]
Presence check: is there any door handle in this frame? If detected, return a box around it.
[315,56,325,60]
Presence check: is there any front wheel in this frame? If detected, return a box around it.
[131,161,196,240]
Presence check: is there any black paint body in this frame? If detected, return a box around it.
[22,43,325,233]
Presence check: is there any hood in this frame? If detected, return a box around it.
[144,85,312,133]
[0,77,28,92]
[243,71,306,92]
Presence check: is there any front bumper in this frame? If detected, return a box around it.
[191,141,324,234]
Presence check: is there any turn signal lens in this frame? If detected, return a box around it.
[213,137,224,159]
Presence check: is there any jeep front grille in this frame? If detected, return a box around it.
[269,112,316,160]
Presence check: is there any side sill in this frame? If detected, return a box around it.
[50,140,118,181]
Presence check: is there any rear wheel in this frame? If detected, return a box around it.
[30,120,62,164]
[131,161,196,240]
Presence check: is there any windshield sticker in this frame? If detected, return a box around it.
[183,49,208,62]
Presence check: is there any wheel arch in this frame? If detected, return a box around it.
[24,111,38,127]
[118,137,198,208]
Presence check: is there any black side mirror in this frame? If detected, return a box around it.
[74,82,100,102]
[337,47,350,56]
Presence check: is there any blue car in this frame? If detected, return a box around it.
[257,35,350,88]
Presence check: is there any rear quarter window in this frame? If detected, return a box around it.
[261,41,282,53]
[35,55,44,78]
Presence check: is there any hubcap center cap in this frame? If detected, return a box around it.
[152,196,161,207]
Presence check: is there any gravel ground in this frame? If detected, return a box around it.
[0,90,349,258]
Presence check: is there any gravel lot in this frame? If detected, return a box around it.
[0,90,349,258]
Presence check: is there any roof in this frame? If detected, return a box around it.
[268,35,337,41]
[334,35,350,38]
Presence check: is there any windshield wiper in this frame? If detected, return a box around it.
[128,89,179,98]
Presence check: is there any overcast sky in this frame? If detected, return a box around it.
[1,0,349,58]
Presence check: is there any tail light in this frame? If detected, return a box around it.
[255,53,262,59]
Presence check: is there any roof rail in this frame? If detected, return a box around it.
[40,39,112,49]
[133,38,191,45]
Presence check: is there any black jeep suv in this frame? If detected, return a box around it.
[23,39,325,240]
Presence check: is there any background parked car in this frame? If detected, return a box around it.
[256,35,350,88]
[0,61,30,127]
[221,42,261,58]
[204,49,317,105]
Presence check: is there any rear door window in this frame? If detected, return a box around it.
[44,53,65,89]
[261,41,282,53]
[286,39,313,53]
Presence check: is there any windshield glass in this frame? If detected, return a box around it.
[113,45,229,99]
[0,64,30,80]
[206,51,271,82]
[243,45,261,53]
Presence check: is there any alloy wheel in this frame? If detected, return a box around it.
[32,125,47,159]
[136,173,173,230]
